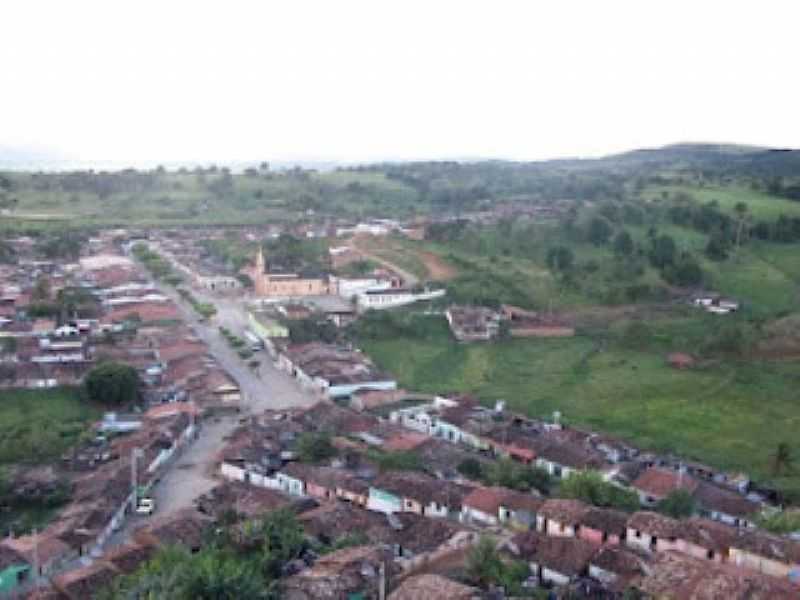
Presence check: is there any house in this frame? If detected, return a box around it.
[301,503,467,563]
[533,437,605,479]
[277,463,308,497]
[2,533,74,578]
[461,486,509,526]
[368,471,469,518]
[588,545,648,588]
[0,545,30,595]
[498,490,544,531]
[635,551,798,600]
[631,467,699,506]
[536,499,590,537]
[445,306,501,342]
[675,517,737,563]
[626,511,683,554]
[133,509,211,552]
[282,545,396,600]
[508,531,598,587]
[729,528,800,580]
[693,481,760,528]
[195,482,299,519]
[357,287,445,310]
[388,574,478,600]
[578,507,629,546]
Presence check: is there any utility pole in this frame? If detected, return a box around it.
[378,561,386,600]
[32,527,39,583]
[131,447,143,512]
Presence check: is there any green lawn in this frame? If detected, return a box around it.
[358,317,800,500]
[0,387,102,465]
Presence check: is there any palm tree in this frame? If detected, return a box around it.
[772,442,793,475]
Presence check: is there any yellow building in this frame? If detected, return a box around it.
[248,247,336,297]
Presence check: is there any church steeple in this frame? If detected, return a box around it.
[255,245,265,273]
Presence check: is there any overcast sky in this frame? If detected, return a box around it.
[4,1,799,166]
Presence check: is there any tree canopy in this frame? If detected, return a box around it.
[84,362,141,406]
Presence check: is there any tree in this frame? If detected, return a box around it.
[296,432,337,464]
[31,276,52,301]
[663,252,704,287]
[84,362,141,406]
[457,458,485,481]
[466,536,504,587]
[587,216,613,246]
[546,246,574,273]
[649,234,676,268]
[101,546,267,600]
[559,470,639,512]
[613,230,635,257]
[772,442,793,476]
[656,489,696,518]
[733,202,750,257]
[705,229,731,261]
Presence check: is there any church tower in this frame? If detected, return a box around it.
[255,245,265,274]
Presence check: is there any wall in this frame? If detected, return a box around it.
[461,506,498,526]
[367,488,403,514]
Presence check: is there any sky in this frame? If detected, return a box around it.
[3,0,800,166]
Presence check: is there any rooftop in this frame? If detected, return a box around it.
[631,467,699,498]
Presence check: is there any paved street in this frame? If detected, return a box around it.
[102,273,318,552]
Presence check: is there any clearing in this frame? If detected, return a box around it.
[0,387,102,466]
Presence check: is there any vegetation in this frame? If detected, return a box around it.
[757,509,800,535]
[177,288,217,319]
[132,243,179,282]
[355,312,800,502]
[0,469,71,536]
[296,432,337,464]
[0,388,101,465]
[465,536,530,594]
[558,470,640,512]
[656,489,696,519]
[287,317,338,344]
[84,361,141,406]
[102,509,306,599]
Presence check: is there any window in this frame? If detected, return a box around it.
[635,530,641,539]
[707,550,715,560]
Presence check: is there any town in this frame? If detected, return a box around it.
[0,213,798,599]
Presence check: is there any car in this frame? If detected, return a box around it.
[136,497,156,516]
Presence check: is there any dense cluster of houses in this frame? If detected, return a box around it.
[0,234,240,407]
[212,399,800,596]
[0,402,199,597]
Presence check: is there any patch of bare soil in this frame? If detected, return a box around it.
[754,314,800,360]
[417,250,457,281]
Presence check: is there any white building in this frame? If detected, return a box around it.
[357,288,445,310]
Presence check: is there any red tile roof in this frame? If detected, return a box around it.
[631,467,699,499]
[462,486,508,515]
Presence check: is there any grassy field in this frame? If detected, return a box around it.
[0,169,422,229]
[0,387,102,465]
[358,316,800,499]
[643,184,800,220]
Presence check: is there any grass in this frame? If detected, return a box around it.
[357,316,800,500]
[643,184,800,220]
[0,387,102,465]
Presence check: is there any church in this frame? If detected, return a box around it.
[246,247,337,297]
